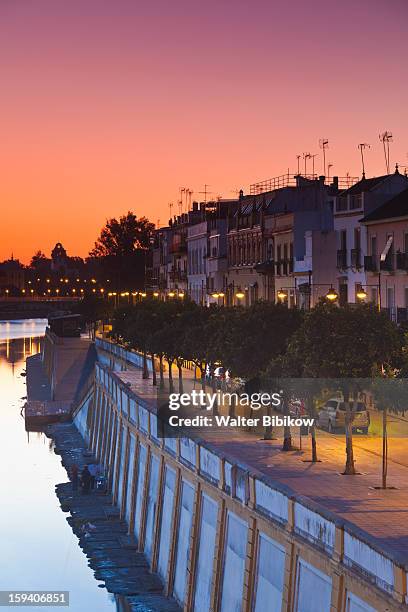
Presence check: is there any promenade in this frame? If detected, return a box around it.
[104,346,408,565]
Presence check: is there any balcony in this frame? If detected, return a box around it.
[380,256,394,273]
[254,260,274,274]
[364,255,377,272]
[337,250,347,269]
[169,269,187,282]
[396,252,408,271]
[350,248,361,269]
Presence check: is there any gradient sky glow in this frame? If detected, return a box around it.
[1,0,407,262]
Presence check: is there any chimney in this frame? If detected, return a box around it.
[332,176,339,190]
[192,201,198,212]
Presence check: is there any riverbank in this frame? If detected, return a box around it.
[46,421,181,611]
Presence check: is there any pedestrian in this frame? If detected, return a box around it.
[88,463,98,490]
[70,463,79,492]
[81,465,92,494]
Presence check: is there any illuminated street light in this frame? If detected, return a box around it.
[326,286,338,301]
[153,292,159,297]
[356,288,368,301]
[235,291,245,300]
[211,292,219,299]
[178,292,184,298]
[140,292,147,297]
[218,292,225,298]
[277,290,288,300]
[168,292,175,298]
[100,288,104,294]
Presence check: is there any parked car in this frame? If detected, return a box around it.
[318,398,370,434]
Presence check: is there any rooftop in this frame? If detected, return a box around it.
[361,187,408,223]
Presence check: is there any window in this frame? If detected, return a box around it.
[340,230,347,250]
[294,559,332,612]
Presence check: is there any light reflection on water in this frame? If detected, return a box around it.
[0,320,122,611]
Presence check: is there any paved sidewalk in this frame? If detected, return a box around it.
[109,349,408,564]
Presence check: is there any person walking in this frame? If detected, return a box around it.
[70,464,79,492]
[81,465,92,494]
[88,464,98,490]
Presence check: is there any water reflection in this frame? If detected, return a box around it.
[0,320,122,611]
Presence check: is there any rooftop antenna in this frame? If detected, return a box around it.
[310,153,318,178]
[379,131,393,174]
[358,143,370,178]
[186,189,193,211]
[319,138,329,176]
[296,155,301,175]
[303,152,312,176]
[198,184,212,204]
[327,163,333,181]
[168,202,174,221]
[179,187,186,215]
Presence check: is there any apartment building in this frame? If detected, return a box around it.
[333,169,408,305]
[361,186,408,321]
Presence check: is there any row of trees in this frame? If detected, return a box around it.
[106,297,405,482]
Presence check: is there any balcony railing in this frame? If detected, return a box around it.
[364,255,377,272]
[350,248,361,269]
[380,257,394,272]
[396,252,408,271]
[337,250,347,269]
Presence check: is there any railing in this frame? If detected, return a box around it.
[380,256,394,272]
[337,249,347,269]
[396,252,408,271]
[350,248,361,269]
[249,174,358,195]
[92,356,406,602]
[364,255,377,272]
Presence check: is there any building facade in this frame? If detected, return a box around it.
[333,171,408,306]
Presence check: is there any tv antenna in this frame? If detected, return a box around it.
[185,189,193,211]
[198,184,212,204]
[310,154,318,177]
[168,202,174,221]
[327,163,333,181]
[379,131,393,174]
[296,155,301,175]
[358,143,370,178]
[319,139,329,176]
[303,153,312,176]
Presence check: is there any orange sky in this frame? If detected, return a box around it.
[0,0,407,263]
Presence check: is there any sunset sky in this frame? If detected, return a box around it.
[0,0,407,263]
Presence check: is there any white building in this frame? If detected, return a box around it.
[333,170,408,305]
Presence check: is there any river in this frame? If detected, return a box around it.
[0,320,121,611]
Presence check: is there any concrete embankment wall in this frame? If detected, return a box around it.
[72,350,407,612]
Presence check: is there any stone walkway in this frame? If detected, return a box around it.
[109,351,408,566]
[46,422,180,612]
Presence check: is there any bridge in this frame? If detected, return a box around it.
[0,296,82,319]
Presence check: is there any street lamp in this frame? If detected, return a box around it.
[325,286,338,301]
[168,292,175,298]
[277,289,288,301]
[356,288,368,301]
[235,291,245,300]
[153,292,159,297]
[178,292,184,299]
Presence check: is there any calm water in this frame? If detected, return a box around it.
[0,320,121,611]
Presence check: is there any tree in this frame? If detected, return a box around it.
[29,250,50,270]
[90,211,155,290]
[221,302,303,428]
[287,302,400,474]
[75,295,114,339]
